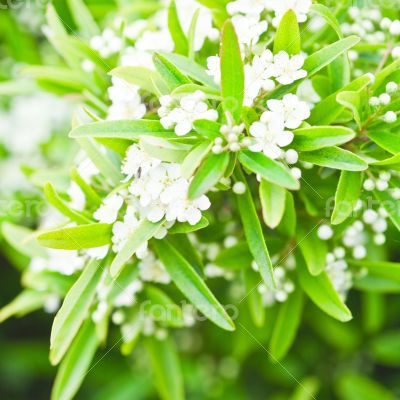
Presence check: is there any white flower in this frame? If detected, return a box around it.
[249,112,294,159]
[392,46,400,59]
[90,28,122,58]
[121,47,154,69]
[267,94,310,129]
[206,55,221,85]
[317,224,333,240]
[67,182,86,211]
[107,77,146,121]
[231,14,268,47]
[94,194,124,224]
[158,91,218,136]
[122,144,161,181]
[244,50,276,106]
[87,245,109,260]
[136,29,174,52]
[269,0,312,27]
[227,0,267,16]
[114,280,143,307]
[272,51,307,85]
[138,252,171,284]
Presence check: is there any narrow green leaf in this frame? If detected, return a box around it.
[46,4,67,37]
[297,255,352,322]
[373,190,400,231]
[349,260,400,285]
[370,331,400,366]
[277,192,297,237]
[193,119,221,139]
[297,223,327,276]
[371,153,400,166]
[153,239,235,331]
[2,222,48,259]
[368,131,400,155]
[37,224,112,250]
[310,4,343,38]
[140,137,190,163]
[110,66,168,95]
[51,320,98,400]
[259,180,286,229]
[188,152,229,199]
[110,220,163,277]
[309,74,373,125]
[71,168,102,207]
[76,137,123,186]
[70,120,176,140]
[168,0,189,55]
[220,20,244,122]
[168,216,209,234]
[336,373,396,400]
[274,10,300,55]
[67,0,99,39]
[214,242,252,270]
[0,290,48,323]
[270,287,304,361]
[159,52,218,88]
[188,9,200,59]
[336,91,362,128]
[290,377,320,400]
[153,52,190,91]
[331,171,363,225]
[145,286,185,327]
[233,167,275,289]
[238,150,300,190]
[145,336,185,400]
[180,141,213,179]
[292,126,355,151]
[244,270,265,327]
[50,259,102,365]
[300,147,368,171]
[44,182,93,225]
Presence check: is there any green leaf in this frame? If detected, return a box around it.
[300,147,368,171]
[370,331,400,366]
[2,222,48,259]
[233,167,275,289]
[259,180,286,229]
[349,260,400,285]
[220,20,244,122]
[371,153,400,166]
[336,373,396,400]
[310,4,342,38]
[373,190,400,231]
[188,9,200,59]
[168,0,189,55]
[270,287,304,361]
[37,224,112,250]
[278,191,297,237]
[71,168,102,207]
[214,242,252,270]
[153,52,190,91]
[50,259,103,365]
[188,152,229,199]
[309,74,373,125]
[70,120,176,140]
[238,150,300,190]
[76,137,123,186]
[297,255,352,322]
[110,66,168,95]
[244,270,265,327]
[271,36,360,98]
[292,126,355,151]
[159,52,218,88]
[193,119,221,139]
[0,290,48,323]
[297,224,327,276]
[51,320,98,400]
[44,182,93,225]
[274,10,300,55]
[336,91,362,128]
[110,220,163,277]
[180,141,213,179]
[153,239,235,331]
[331,171,363,225]
[290,377,320,400]
[140,137,191,163]
[145,286,185,327]
[145,336,185,400]
[46,4,67,37]
[23,66,88,92]
[67,0,99,39]
[368,131,400,155]
[168,216,209,234]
